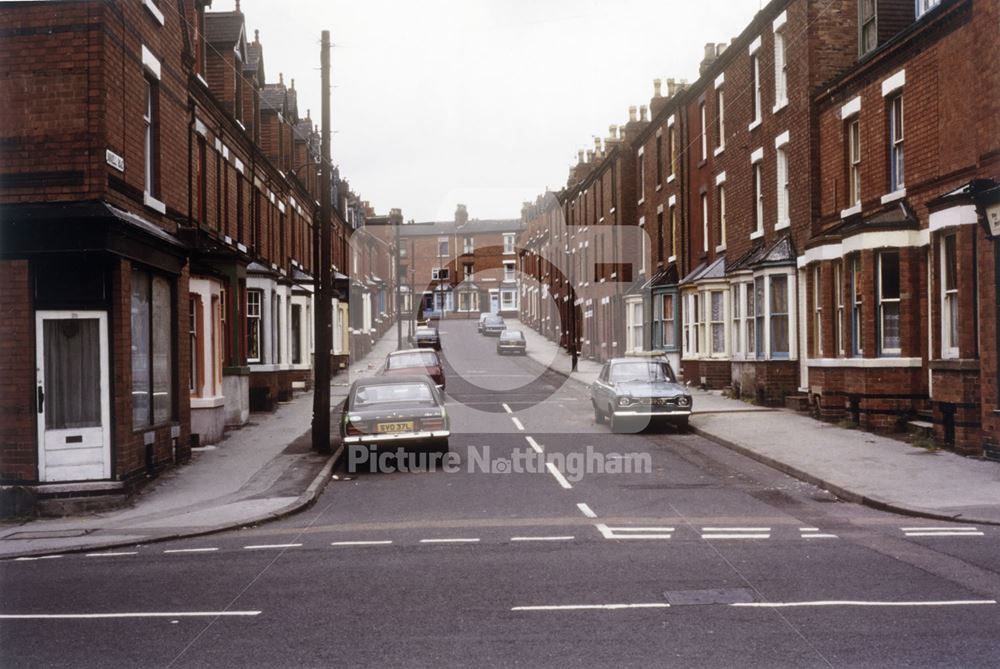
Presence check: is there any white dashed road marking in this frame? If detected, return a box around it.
[419,538,480,544]
[243,543,302,550]
[512,603,670,611]
[576,503,597,518]
[164,547,219,554]
[525,436,544,454]
[502,403,513,414]
[701,527,770,540]
[85,552,137,558]
[902,526,983,537]
[733,600,997,608]
[511,417,525,431]
[0,611,262,620]
[331,540,393,546]
[510,536,575,542]
[545,462,573,489]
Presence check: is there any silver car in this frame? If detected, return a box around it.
[590,357,692,433]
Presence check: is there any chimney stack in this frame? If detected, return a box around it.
[639,105,648,122]
[578,149,586,164]
[653,78,662,98]
[455,203,469,227]
[700,42,719,76]
[628,105,637,123]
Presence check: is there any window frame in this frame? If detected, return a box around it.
[848,118,862,207]
[813,265,823,357]
[752,162,764,236]
[773,28,787,108]
[878,250,902,356]
[246,288,263,364]
[776,144,790,228]
[769,274,790,358]
[750,55,762,125]
[714,87,725,150]
[850,254,864,356]
[940,233,959,359]
[889,94,905,192]
[131,267,175,429]
[709,289,726,356]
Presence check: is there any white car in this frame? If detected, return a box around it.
[477,312,492,333]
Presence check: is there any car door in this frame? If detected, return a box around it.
[592,363,610,408]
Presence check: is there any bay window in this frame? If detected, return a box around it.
[662,294,676,349]
[878,251,901,355]
[941,234,958,358]
[851,255,863,356]
[710,290,725,355]
[834,261,844,355]
[731,284,742,356]
[628,300,644,353]
[247,289,262,363]
[770,275,789,357]
[132,267,174,428]
[754,277,765,358]
[746,281,756,355]
[813,265,823,357]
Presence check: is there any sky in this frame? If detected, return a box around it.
[213,0,764,222]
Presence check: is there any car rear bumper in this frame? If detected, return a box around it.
[612,409,692,417]
[343,430,451,445]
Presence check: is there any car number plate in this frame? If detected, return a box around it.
[376,421,414,433]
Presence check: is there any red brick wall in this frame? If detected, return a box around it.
[0,260,37,483]
[0,1,104,203]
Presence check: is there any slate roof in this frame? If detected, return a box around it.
[204,12,245,46]
[260,84,286,112]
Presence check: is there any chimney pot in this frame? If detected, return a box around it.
[254,29,259,44]
[704,42,716,60]
[653,78,662,97]
[716,42,727,56]
[578,149,585,163]
[608,124,617,139]
[628,105,637,122]
[639,105,648,122]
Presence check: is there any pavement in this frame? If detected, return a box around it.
[4,316,998,561]
[0,326,406,560]
[514,320,1000,527]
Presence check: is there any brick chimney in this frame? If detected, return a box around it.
[650,78,667,116]
[699,41,720,76]
[455,203,469,227]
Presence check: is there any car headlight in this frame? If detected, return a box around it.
[677,396,690,408]
[618,397,632,407]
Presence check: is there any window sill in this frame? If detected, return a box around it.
[748,118,762,132]
[715,244,727,253]
[144,192,166,214]
[666,175,676,184]
[143,0,165,25]
[880,188,906,204]
[667,255,676,263]
[655,184,662,192]
[637,198,645,207]
[929,358,978,371]
[772,99,788,114]
[713,145,725,157]
[610,207,616,214]
[774,220,790,230]
[840,203,862,219]
[749,229,764,241]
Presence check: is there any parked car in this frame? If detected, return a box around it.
[412,326,441,350]
[477,312,492,333]
[382,348,446,390]
[481,315,506,336]
[496,329,526,355]
[341,375,450,457]
[590,357,692,433]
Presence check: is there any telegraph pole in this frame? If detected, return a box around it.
[395,216,402,350]
[312,30,332,453]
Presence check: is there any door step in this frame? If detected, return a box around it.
[906,419,935,439]
[784,394,810,412]
[34,481,128,517]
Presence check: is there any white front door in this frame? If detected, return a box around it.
[35,310,111,482]
[490,293,499,314]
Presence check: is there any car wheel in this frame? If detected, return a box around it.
[674,416,690,433]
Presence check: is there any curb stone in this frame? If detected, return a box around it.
[527,338,999,528]
[1,443,346,561]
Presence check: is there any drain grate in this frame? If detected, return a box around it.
[3,529,93,540]
[664,588,756,606]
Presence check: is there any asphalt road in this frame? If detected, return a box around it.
[2,319,1000,668]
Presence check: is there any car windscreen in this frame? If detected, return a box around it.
[353,382,436,407]
[387,351,439,368]
[608,361,677,383]
[414,329,437,337]
[485,317,504,325]
[500,331,523,341]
